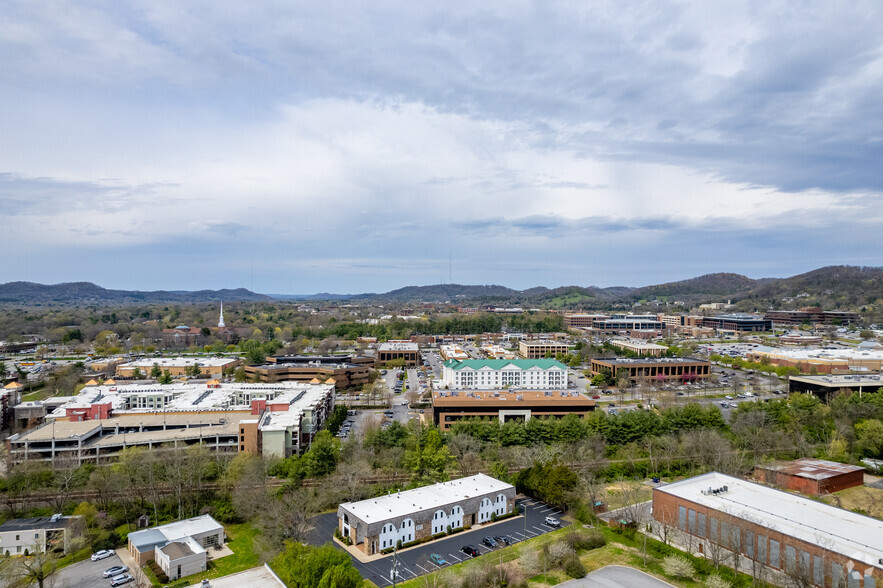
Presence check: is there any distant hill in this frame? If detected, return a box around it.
[627,273,759,301]
[0,281,271,305]
[2,265,879,309]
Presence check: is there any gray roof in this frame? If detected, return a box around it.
[128,528,167,551]
[0,516,79,532]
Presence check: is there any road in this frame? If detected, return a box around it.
[305,497,568,587]
[559,565,675,588]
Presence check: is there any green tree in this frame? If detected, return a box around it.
[159,370,173,385]
[270,541,361,588]
[404,427,453,481]
[303,431,339,478]
[855,419,883,458]
[150,363,162,378]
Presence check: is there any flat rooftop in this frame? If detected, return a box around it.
[611,340,669,350]
[444,359,567,370]
[753,346,883,361]
[378,342,419,351]
[656,472,883,569]
[340,474,513,524]
[433,389,594,406]
[120,357,238,368]
[11,412,241,442]
[595,357,709,366]
[790,374,883,387]
[757,458,864,480]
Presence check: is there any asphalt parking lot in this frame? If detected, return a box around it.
[56,552,126,588]
[306,497,568,587]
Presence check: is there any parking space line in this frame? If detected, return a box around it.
[415,563,431,574]
[447,553,461,562]
[540,507,556,513]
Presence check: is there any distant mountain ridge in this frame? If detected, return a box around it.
[1,265,879,307]
[0,281,271,305]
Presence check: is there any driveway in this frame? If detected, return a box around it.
[55,552,126,588]
[304,497,569,587]
[559,565,675,588]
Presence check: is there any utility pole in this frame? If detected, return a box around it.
[391,545,400,588]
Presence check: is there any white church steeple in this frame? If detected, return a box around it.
[218,301,226,328]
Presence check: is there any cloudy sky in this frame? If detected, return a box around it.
[2,1,882,294]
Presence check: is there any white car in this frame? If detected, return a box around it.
[544,516,561,527]
[91,550,113,562]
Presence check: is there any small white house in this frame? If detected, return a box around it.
[127,514,224,571]
[154,536,207,580]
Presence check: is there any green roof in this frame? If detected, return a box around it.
[443,359,567,371]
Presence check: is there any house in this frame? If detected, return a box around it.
[127,514,224,579]
[0,515,84,555]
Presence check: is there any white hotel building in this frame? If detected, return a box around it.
[441,359,568,390]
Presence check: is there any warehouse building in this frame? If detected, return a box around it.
[755,458,864,495]
[652,472,883,587]
[338,474,516,555]
[431,388,595,430]
[442,359,568,390]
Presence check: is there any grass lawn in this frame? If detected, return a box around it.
[143,522,262,588]
[819,480,883,519]
[389,518,761,588]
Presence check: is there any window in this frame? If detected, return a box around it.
[813,555,824,586]
[697,513,706,538]
[745,531,754,558]
[678,506,686,530]
[785,545,797,573]
[688,509,696,534]
[757,535,767,564]
[769,539,780,568]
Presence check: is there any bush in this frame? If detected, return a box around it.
[662,555,695,580]
[705,575,730,588]
[565,530,606,551]
[564,555,587,578]
[547,541,574,566]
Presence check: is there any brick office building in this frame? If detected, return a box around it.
[431,389,595,430]
[652,472,883,587]
[590,357,711,383]
[338,474,515,555]
[375,341,420,367]
[754,459,864,495]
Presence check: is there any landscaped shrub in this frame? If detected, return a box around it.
[705,574,730,588]
[564,555,587,578]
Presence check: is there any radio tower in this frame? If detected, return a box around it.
[449,252,453,284]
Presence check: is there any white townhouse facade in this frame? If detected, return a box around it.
[441,359,568,390]
[338,474,516,555]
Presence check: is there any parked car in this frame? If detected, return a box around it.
[110,574,134,587]
[544,516,561,527]
[91,550,113,562]
[493,535,510,546]
[429,553,447,566]
[725,395,734,400]
[461,545,480,557]
[481,536,498,548]
[201,581,211,588]
[719,402,729,408]
[103,566,127,578]
[592,395,600,399]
